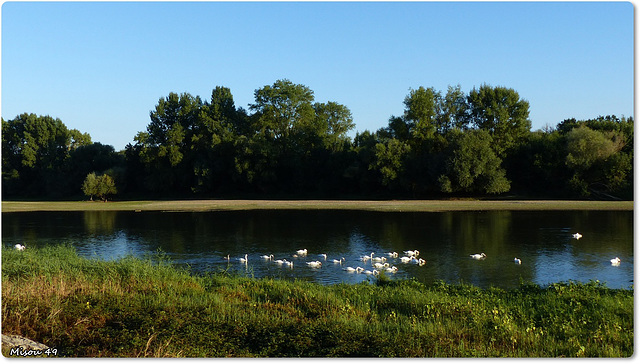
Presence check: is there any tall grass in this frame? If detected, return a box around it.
[2,245,633,357]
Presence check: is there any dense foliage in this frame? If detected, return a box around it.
[2,80,633,199]
[2,246,633,357]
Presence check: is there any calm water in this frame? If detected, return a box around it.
[2,209,634,289]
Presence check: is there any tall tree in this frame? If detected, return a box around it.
[438,129,510,194]
[249,79,316,141]
[467,84,531,157]
[403,86,441,140]
[564,125,629,197]
[313,101,355,151]
[439,85,469,132]
[370,138,411,189]
[2,113,92,197]
[135,92,204,193]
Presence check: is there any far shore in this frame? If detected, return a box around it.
[1,199,633,213]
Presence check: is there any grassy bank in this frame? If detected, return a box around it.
[1,199,634,213]
[1,246,633,357]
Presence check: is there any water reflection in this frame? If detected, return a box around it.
[1,209,633,289]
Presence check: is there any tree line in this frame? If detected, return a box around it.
[2,79,633,200]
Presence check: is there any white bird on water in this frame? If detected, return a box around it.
[386,252,398,258]
[332,257,345,264]
[572,233,583,240]
[399,256,413,263]
[307,261,322,268]
[260,254,274,260]
[610,257,621,266]
[345,266,364,273]
[404,250,419,257]
[239,254,248,263]
[385,266,399,273]
[360,252,375,261]
[14,244,26,251]
[470,253,487,260]
[318,253,327,260]
[373,262,389,269]
[274,258,287,265]
[514,258,522,264]
[284,260,294,268]
[412,258,426,266]
[296,249,308,256]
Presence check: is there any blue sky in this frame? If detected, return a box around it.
[1,1,634,151]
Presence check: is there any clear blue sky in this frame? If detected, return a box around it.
[2,1,634,151]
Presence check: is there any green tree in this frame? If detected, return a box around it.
[249,79,316,141]
[82,173,117,201]
[565,125,628,198]
[134,92,204,193]
[370,138,411,188]
[67,143,123,191]
[504,129,569,197]
[438,129,510,194]
[313,101,355,152]
[403,86,440,139]
[467,84,531,157]
[439,85,469,132]
[82,172,98,200]
[566,125,622,171]
[2,113,92,197]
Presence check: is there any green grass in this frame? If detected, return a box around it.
[1,199,634,213]
[2,245,633,357]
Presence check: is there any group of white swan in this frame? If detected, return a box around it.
[468,233,622,267]
[229,249,424,275]
[228,231,622,273]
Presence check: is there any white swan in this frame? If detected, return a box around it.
[404,250,419,257]
[610,257,621,266]
[355,267,365,273]
[296,249,308,256]
[274,258,286,265]
[318,253,327,260]
[371,256,387,263]
[307,261,322,268]
[14,244,26,251]
[413,258,426,266]
[260,254,274,260]
[385,266,399,273]
[514,258,522,264]
[344,266,357,272]
[470,253,486,260]
[332,257,345,264]
[239,254,248,263]
[386,252,398,258]
[284,260,294,268]
[224,254,230,261]
[373,262,389,269]
[399,256,412,263]
[572,233,583,240]
[360,252,374,261]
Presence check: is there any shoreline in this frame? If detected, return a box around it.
[2,245,634,357]
[1,199,634,213]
